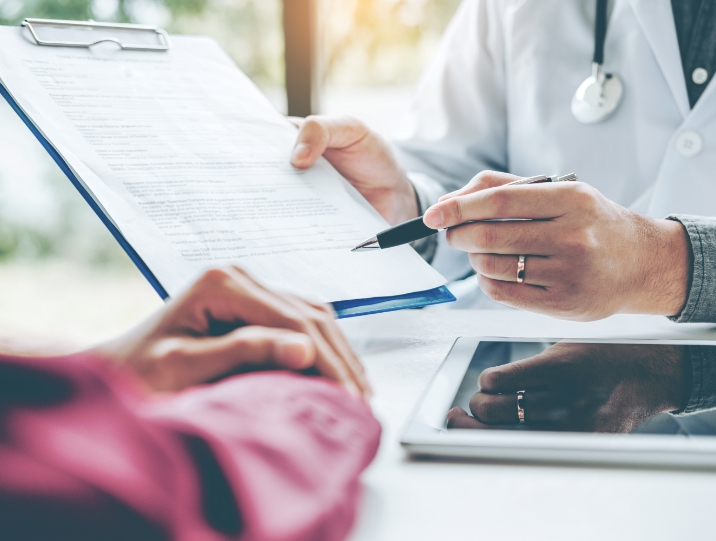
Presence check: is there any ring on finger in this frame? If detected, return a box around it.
[517,255,526,284]
[517,390,526,424]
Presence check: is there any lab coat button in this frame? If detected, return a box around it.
[676,131,703,158]
[693,68,709,85]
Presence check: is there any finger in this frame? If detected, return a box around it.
[446,407,494,429]
[469,253,554,286]
[227,326,315,369]
[477,275,579,319]
[307,330,364,398]
[423,181,583,229]
[182,268,365,396]
[290,115,369,170]
[446,220,559,255]
[285,296,372,398]
[180,267,293,328]
[244,280,369,399]
[478,360,551,394]
[310,302,372,397]
[438,171,520,202]
[477,342,585,392]
[469,391,563,425]
[152,327,316,391]
[245,292,364,399]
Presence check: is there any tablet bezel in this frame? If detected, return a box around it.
[400,337,716,468]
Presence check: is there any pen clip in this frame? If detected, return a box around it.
[507,174,548,186]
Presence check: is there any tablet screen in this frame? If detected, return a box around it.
[447,340,716,435]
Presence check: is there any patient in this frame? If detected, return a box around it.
[0,266,379,541]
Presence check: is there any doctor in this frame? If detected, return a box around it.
[291,0,716,305]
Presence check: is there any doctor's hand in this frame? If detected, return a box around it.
[90,267,370,398]
[447,342,687,433]
[423,171,693,321]
[289,115,418,225]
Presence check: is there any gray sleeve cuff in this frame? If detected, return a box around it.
[409,172,445,264]
[676,345,716,415]
[667,215,716,323]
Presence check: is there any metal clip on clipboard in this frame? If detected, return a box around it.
[5,17,172,299]
[22,18,170,51]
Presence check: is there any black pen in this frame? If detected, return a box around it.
[351,173,578,252]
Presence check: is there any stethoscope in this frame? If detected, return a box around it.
[572,0,624,124]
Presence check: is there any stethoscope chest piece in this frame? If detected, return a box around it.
[572,62,624,124]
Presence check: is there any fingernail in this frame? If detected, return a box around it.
[291,143,311,164]
[423,207,444,229]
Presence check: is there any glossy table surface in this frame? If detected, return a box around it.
[339,310,716,541]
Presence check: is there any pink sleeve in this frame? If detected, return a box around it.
[0,355,380,541]
[146,372,381,541]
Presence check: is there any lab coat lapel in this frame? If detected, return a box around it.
[627,0,690,119]
[688,60,716,119]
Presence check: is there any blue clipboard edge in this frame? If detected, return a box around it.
[332,285,455,318]
[0,81,170,300]
[1,80,455,318]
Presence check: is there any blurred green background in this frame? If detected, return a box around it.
[0,0,459,347]
[1,0,460,91]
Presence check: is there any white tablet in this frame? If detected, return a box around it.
[401,337,716,468]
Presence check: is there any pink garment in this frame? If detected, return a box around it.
[0,354,380,541]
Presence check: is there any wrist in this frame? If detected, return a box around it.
[374,174,419,225]
[85,319,151,368]
[628,217,692,316]
[85,336,124,365]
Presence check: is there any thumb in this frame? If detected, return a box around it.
[423,171,522,228]
[290,115,369,169]
[291,116,332,169]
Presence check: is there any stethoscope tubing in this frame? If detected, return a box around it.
[572,0,623,124]
[593,0,608,65]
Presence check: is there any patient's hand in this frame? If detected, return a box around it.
[447,342,686,433]
[289,115,418,225]
[91,267,371,397]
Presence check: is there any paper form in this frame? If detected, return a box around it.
[0,27,446,302]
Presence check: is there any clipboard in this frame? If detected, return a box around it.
[1,19,455,318]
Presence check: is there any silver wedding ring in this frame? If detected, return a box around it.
[517,390,526,424]
[517,255,526,283]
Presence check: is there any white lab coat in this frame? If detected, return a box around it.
[394,0,716,299]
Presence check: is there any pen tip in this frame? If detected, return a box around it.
[351,236,380,252]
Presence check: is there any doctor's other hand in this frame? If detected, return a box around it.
[90,266,370,398]
[289,115,418,225]
[447,342,687,433]
[423,171,693,321]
